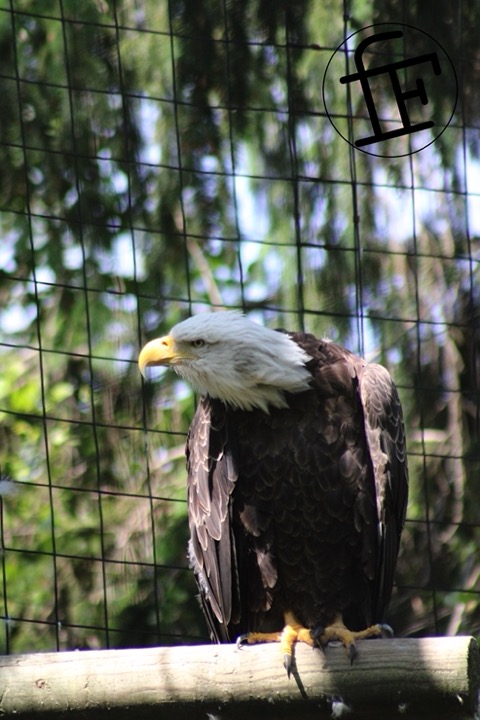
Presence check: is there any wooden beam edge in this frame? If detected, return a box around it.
[0,636,478,718]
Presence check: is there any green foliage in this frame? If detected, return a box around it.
[0,0,479,652]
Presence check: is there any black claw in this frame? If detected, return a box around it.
[283,653,292,678]
[348,643,358,665]
[236,634,249,649]
[378,623,394,638]
[310,623,325,648]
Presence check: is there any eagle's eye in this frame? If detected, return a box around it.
[191,339,205,348]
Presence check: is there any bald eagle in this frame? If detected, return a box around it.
[139,311,408,671]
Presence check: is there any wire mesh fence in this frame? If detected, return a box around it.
[0,0,479,656]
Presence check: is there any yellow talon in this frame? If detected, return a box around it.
[237,611,315,677]
[314,614,389,663]
[237,611,390,673]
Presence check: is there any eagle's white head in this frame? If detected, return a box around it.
[138,311,312,412]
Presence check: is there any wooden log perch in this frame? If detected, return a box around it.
[0,636,478,719]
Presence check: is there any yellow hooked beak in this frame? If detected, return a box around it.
[138,336,185,377]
